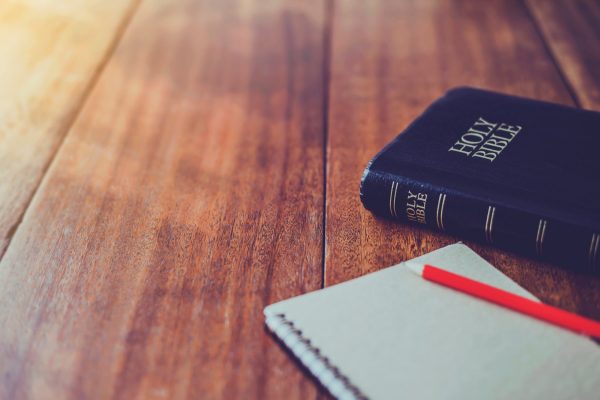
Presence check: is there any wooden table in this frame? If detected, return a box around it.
[1,0,599,398]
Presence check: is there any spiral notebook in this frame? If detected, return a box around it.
[264,244,600,400]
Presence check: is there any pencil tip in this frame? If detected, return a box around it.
[405,261,424,276]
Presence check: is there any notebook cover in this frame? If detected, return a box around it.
[264,243,600,400]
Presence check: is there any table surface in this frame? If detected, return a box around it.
[1,0,599,398]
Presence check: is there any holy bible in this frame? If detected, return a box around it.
[360,87,600,272]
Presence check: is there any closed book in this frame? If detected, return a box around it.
[360,87,600,271]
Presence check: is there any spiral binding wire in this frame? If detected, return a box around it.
[265,313,368,400]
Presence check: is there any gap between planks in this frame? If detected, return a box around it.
[0,0,144,263]
[321,0,335,290]
[522,0,581,107]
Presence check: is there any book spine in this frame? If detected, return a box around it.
[360,168,600,272]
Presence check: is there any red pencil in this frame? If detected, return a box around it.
[406,262,600,339]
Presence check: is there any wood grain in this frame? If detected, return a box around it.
[0,0,138,257]
[3,0,600,398]
[325,0,600,320]
[526,0,600,110]
[0,0,326,399]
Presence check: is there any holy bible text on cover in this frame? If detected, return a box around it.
[360,87,600,272]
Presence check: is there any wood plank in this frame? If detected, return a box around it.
[526,0,600,109]
[0,0,138,257]
[0,0,326,398]
[325,0,600,321]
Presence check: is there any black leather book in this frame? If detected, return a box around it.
[360,87,600,272]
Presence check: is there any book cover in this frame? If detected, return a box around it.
[360,87,600,271]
